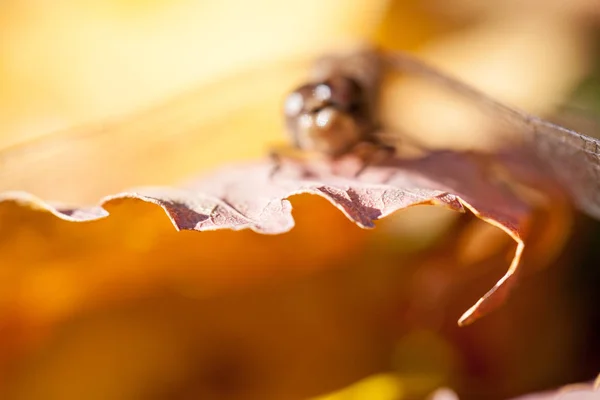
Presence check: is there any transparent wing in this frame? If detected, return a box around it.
[0,57,311,203]
[384,50,600,220]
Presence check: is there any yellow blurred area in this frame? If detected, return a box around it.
[311,374,404,400]
[0,0,389,145]
[0,62,311,202]
[0,0,597,399]
[0,0,393,204]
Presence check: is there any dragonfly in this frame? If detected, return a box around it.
[1,45,600,220]
[276,46,600,221]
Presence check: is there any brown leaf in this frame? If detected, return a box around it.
[0,150,531,326]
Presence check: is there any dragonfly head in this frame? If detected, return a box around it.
[283,75,373,157]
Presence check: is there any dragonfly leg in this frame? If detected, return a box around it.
[351,141,396,178]
[268,144,318,179]
[268,147,285,178]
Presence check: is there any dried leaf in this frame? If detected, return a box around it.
[0,150,531,326]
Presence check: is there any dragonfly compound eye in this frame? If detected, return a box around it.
[322,76,366,112]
